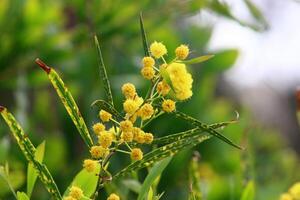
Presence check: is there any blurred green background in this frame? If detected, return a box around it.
[0,0,299,199]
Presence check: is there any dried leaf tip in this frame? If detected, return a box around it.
[35,58,51,74]
[0,106,5,112]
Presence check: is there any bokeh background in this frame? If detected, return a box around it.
[1,0,300,199]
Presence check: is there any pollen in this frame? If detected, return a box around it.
[162,99,176,113]
[142,56,155,68]
[92,123,105,136]
[175,44,189,60]
[120,120,133,132]
[157,81,170,96]
[122,83,136,99]
[69,186,83,199]
[123,99,139,114]
[90,145,109,159]
[107,193,120,200]
[131,148,143,161]
[150,41,167,58]
[99,110,112,122]
[144,133,154,144]
[141,67,155,80]
[121,131,134,142]
[98,131,113,148]
[138,103,154,120]
[83,159,97,173]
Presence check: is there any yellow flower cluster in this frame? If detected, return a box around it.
[131,148,143,161]
[121,83,136,99]
[162,99,176,113]
[157,81,170,96]
[166,63,193,100]
[175,44,189,60]
[280,182,300,200]
[83,159,98,172]
[150,41,167,58]
[99,110,112,122]
[90,145,108,159]
[64,186,83,200]
[107,193,120,200]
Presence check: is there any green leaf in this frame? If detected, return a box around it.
[63,165,101,198]
[0,107,62,199]
[113,133,211,179]
[35,58,94,148]
[17,192,30,200]
[94,35,114,106]
[241,181,255,200]
[122,179,142,194]
[0,164,17,198]
[139,12,150,56]
[137,157,172,200]
[91,99,124,120]
[177,55,214,65]
[174,111,242,149]
[244,0,268,30]
[27,141,45,198]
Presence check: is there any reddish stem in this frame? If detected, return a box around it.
[35,58,51,74]
[0,106,5,112]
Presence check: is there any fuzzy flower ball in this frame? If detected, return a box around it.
[69,186,83,199]
[90,145,108,159]
[156,81,170,96]
[83,159,97,173]
[175,44,189,60]
[131,148,143,161]
[162,99,176,113]
[144,133,154,144]
[138,103,154,120]
[107,193,120,200]
[121,83,136,99]
[150,41,167,58]
[120,120,133,132]
[98,131,113,148]
[142,56,155,68]
[99,110,112,122]
[92,123,105,136]
[123,99,139,115]
[141,67,155,80]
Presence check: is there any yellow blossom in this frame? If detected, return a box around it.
[120,120,133,132]
[175,44,189,60]
[123,99,139,114]
[144,133,154,144]
[132,127,142,139]
[69,186,83,199]
[141,67,155,80]
[142,56,155,68]
[166,63,193,100]
[90,145,109,159]
[83,159,97,173]
[134,96,144,106]
[92,123,105,136]
[138,103,154,120]
[126,113,137,123]
[150,41,167,58]
[280,193,293,200]
[162,99,176,113]
[131,148,143,161]
[108,127,118,141]
[135,130,145,144]
[121,131,134,142]
[98,131,113,148]
[107,193,120,200]
[99,110,112,122]
[121,83,136,99]
[157,81,170,96]
[289,182,300,199]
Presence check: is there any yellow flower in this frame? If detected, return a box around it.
[280,193,293,200]
[121,83,136,99]
[138,103,154,120]
[131,148,143,161]
[83,159,97,173]
[166,63,193,100]
[108,127,118,141]
[107,193,120,200]
[162,99,176,113]
[144,133,154,144]
[150,41,167,58]
[175,44,189,60]
[69,186,83,199]
[142,56,155,68]
[98,131,113,148]
[135,130,145,144]
[120,120,133,132]
[64,196,76,200]
[99,110,112,122]
[90,145,109,159]
[123,99,139,114]
[92,123,105,136]
[289,182,300,199]
[126,113,137,123]
[134,96,144,106]
[121,131,134,142]
[141,67,155,80]
[132,127,141,138]
[156,81,170,96]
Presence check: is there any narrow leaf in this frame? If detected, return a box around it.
[137,157,172,200]
[91,99,124,120]
[241,181,255,200]
[244,0,268,29]
[0,107,62,199]
[113,133,211,179]
[17,192,30,200]
[139,12,150,56]
[0,164,17,199]
[27,141,45,198]
[63,165,101,198]
[175,111,242,149]
[178,55,214,65]
[35,58,94,148]
[94,36,114,106]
